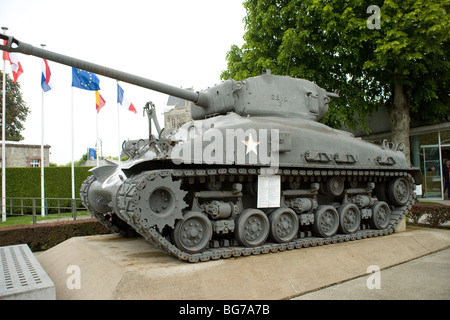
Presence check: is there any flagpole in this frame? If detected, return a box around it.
[96,109,99,167]
[71,86,75,202]
[40,44,46,217]
[1,26,8,223]
[117,80,121,164]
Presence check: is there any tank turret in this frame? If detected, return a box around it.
[1,34,422,263]
[190,69,339,121]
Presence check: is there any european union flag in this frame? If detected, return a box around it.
[72,67,100,91]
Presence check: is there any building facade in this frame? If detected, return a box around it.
[355,107,450,200]
[164,88,193,130]
[0,141,51,167]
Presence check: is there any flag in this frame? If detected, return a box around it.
[41,59,53,92]
[3,41,23,83]
[95,91,106,113]
[117,83,137,113]
[72,67,100,91]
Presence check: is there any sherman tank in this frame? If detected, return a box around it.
[1,34,421,262]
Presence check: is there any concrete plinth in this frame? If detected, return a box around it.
[35,226,450,300]
[1,244,55,300]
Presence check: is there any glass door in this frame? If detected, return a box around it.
[441,133,450,200]
[420,144,442,198]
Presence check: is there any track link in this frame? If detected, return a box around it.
[113,167,415,263]
[80,175,137,237]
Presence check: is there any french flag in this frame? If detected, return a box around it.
[41,59,53,92]
[117,83,137,113]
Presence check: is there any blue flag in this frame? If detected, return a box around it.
[72,67,100,91]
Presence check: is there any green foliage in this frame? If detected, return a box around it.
[222,0,449,130]
[0,166,93,213]
[62,152,88,167]
[0,212,90,228]
[3,166,92,197]
[0,71,30,141]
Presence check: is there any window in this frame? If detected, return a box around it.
[30,159,41,167]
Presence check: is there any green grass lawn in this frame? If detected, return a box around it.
[0,211,92,228]
[417,201,445,205]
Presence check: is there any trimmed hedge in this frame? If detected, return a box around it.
[0,166,93,214]
[407,204,450,228]
[3,166,92,197]
[0,219,111,251]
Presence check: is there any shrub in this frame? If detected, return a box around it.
[407,204,450,228]
[422,206,450,228]
[0,219,111,251]
[407,204,425,224]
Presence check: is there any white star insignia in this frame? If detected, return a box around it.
[242,134,260,155]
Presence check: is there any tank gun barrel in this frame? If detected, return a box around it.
[0,34,201,104]
[1,34,341,121]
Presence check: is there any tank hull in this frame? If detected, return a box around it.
[81,113,420,262]
[167,113,413,172]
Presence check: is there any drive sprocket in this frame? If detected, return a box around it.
[132,171,188,232]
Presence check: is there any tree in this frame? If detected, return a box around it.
[221,0,449,164]
[0,71,30,141]
[63,152,88,167]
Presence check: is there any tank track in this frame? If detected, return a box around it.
[80,175,137,237]
[112,167,415,263]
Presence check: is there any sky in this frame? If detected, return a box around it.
[0,0,246,165]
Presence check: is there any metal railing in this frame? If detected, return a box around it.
[1,197,90,224]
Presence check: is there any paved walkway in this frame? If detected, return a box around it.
[292,247,450,300]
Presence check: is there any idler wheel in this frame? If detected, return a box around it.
[269,208,299,243]
[81,175,110,214]
[172,211,213,254]
[313,205,339,237]
[235,209,270,247]
[370,201,391,230]
[81,175,136,236]
[388,177,410,206]
[338,203,361,234]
